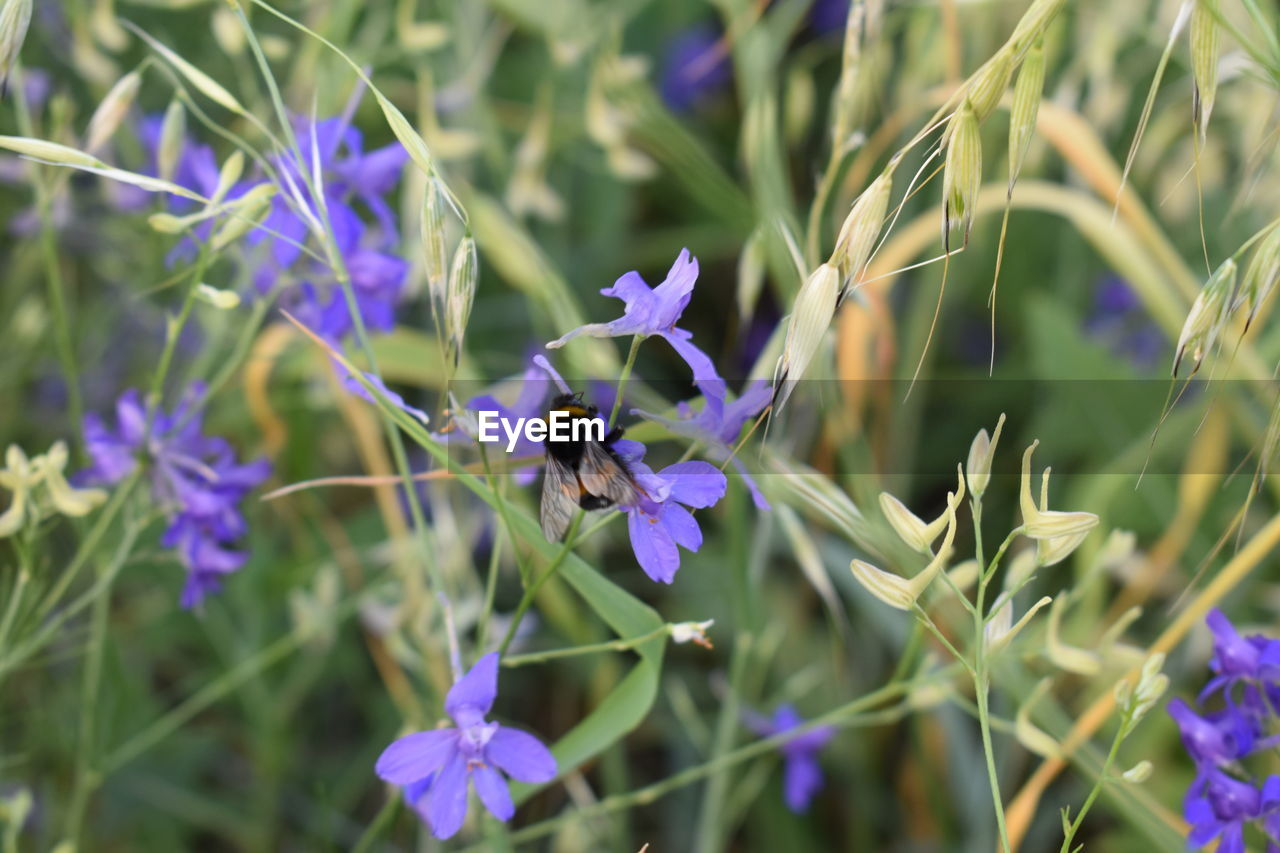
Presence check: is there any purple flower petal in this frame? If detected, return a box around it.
[628,508,680,583]
[423,750,470,839]
[472,764,515,821]
[446,653,500,722]
[375,729,459,785]
[782,753,824,813]
[658,503,702,552]
[486,727,557,783]
[660,461,726,508]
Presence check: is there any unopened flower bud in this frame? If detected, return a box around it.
[1121,760,1153,783]
[966,413,1005,498]
[86,69,142,154]
[774,263,839,413]
[157,99,186,183]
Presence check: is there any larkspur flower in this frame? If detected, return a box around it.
[1168,697,1255,768]
[611,439,726,583]
[546,249,725,399]
[660,25,732,113]
[1200,609,1280,714]
[465,362,550,485]
[633,377,772,509]
[80,383,270,608]
[375,653,557,840]
[1184,771,1280,853]
[744,705,836,813]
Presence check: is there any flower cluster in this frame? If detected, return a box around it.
[80,384,270,608]
[375,653,556,839]
[1169,610,1280,853]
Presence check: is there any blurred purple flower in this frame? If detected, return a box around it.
[1084,275,1164,371]
[633,378,772,509]
[611,439,726,583]
[466,364,551,484]
[375,653,557,839]
[744,705,836,813]
[1168,698,1254,768]
[339,364,430,426]
[1201,609,1280,712]
[1184,772,1280,853]
[809,0,851,35]
[80,384,270,608]
[546,249,725,399]
[660,25,732,113]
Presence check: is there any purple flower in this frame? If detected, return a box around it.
[611,439,726,583]
[465,364,551,485]
[338,364,430,426]
[1083,276,1164,371]
[660,25,732,113]
[633,378,772,510]
[546,249,725,399]
[1168,698,1255,768]
[375,654,557,840]
[1201,609,1280,712]
[744,705,836,813]
[80,384,270,608]
[1185,771,1280,853]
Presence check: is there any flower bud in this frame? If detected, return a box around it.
[986,594,1052,654]
[966,413,1005,498]
[879,492,933,554]
[38,441,105,516]
[1121,760,1153,783]
[211,150,245,205]
[0,135,101,168]
[86,70,142,154]
[195,283,241,310]
[157,99,186,183]
[670,619,715,648]
[421,176,450,324]
[850,497,958,610]
[1019,441,1099,545]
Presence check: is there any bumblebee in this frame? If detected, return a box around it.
[539,393,638,541]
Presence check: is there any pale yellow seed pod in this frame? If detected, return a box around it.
[421,177,449,324]
[39,441,106,516]
[0,0,32,91]
[0,135,101,168]
[1189,0,1220,142]
[966,412,1006,498]
[1122,761,1153,784]
[1008,39,1045,196]
[1015,678,1061,758]
[879,492,934,555]
[86,70,142,154]
[157,99,186,183]
[942,103,982,250]
[210,151,245,206]
[446,235,478,367]
[849,496,959,610]
[1174,258,1236,376]
[966,53,1013,124]
[195,283,241,310]
[832,168,893,295]
[773,263,840,412]
[1238,227,1280,331]
[1019,442,1099,541]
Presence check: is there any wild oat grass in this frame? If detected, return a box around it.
[1,1,1279,851]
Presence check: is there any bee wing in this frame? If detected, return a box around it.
[577,441,638,506]
[540,457,580,541]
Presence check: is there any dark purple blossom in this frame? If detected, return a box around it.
[546,249,726,399]
[1083,275,1164,371]
[80,384,270,608]
[660,25,732,113]
[1184,772,1280,853]
[611,439,726,583]
[633,378,772,509]
[375,653,557,840]
[744,705,836,813]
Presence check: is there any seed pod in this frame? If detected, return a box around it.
[0,0,32,94]
[86,70,142,154]
[157,99,186,183]
[942,103,982,251]
[0,134,101,168]
[966,412,1005,498]
[1122,761,1153,784]
[879,493,935,555]
[1237,227,1280,331]
[1019,441,1099,544]
[210,150,244,205]
[446,234,477,367]
[1008,39,1045,196]
[1014,678,1061,758]
[1189,0,1220,143]
[38,442,105,516]
[849,495,959,610]
[986,595,1053,654]
[421,177,449,328]
[195,283,241,310]
[1174,257,1236,376]
[832,168,893,300]
[966,52,1013,123]
[773,263,840,413]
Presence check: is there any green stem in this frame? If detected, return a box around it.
[12,64,83,446]
[1060,710,1130,852]
[498,512,584,657]
[502,624,672,667]
[63,570,113,841]
[972,519,1012,853]
[352,795,401,853]
[609,335,643,429]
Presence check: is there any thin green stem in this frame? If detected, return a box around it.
[498,512,584,657]
[972,513,1011,853]
[502,624,671,667]
[475,523,504,652]
[352,796,401,853]
[1060,710,1131,852]
[0,567,29,658]
[609,335,643,429]
[63,570,113,841]
[12,65,83,445]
